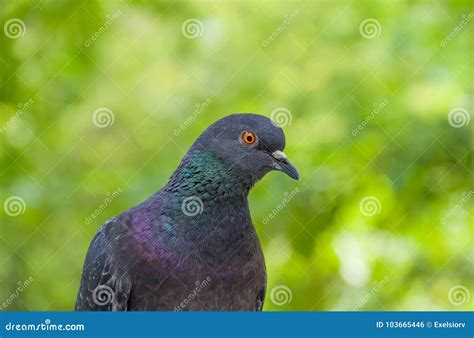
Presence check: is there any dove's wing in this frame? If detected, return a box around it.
[75,219,132,311]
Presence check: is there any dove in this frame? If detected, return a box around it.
[75,113,299,311]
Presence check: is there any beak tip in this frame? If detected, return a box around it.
[291,170,300,181]
[280,163,299,181]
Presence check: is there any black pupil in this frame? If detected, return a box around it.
[246,135,252,142]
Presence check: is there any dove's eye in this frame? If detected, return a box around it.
[242,131,256,145]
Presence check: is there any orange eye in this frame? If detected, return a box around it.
[242,131,256,145]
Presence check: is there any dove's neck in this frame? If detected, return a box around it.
[138,149,257,259]
[164,149,251,201]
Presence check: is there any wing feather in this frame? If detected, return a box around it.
[75,219,132,311]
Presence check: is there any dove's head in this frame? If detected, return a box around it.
[191,114,299,186]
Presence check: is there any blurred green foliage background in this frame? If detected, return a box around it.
[0,0,472,311]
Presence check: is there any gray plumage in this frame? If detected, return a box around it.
[75,114,299,311]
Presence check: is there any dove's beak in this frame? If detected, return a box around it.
[271,150,299,180]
